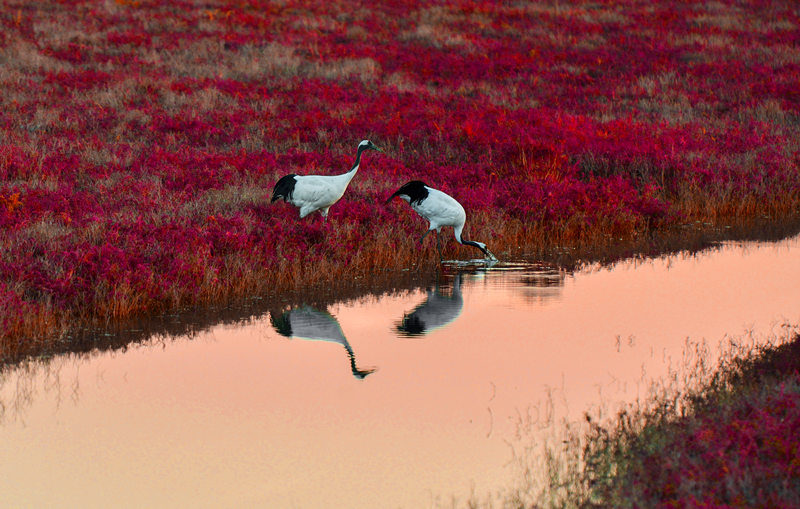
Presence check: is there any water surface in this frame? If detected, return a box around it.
[2,236,800,508]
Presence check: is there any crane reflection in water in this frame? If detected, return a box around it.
[270,306,376,379]
[395,263,567,336]
[396,274,464,336]
[515,263,567,305]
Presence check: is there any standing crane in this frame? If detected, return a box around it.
[271,140,382,220]
[386,180,497,261]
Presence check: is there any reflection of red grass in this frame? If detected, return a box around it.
[1,0,799,351]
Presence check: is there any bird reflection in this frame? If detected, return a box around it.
[396,274,463,336]
[516,266,566,305]
[270,306,376,379]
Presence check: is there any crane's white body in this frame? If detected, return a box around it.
[291,171,358,219]
[404,185,469,241]
[272,139,381,220]
[387,180,497,260]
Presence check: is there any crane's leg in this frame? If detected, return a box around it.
[436,230,443,261]
[420,229,432,243]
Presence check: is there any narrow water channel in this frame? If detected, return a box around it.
[2,236,800,508]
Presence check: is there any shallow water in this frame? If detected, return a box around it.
[2,236,800,508]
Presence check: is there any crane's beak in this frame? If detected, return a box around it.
[384,190,401,204]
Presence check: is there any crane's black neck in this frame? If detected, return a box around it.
[461,237,490,256]
[350,144,369,172]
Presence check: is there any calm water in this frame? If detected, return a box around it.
[2,236,800,508]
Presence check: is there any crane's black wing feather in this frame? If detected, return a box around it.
[271,174,297,203]
[387,180,429,205]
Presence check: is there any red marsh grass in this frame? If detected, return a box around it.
[1,0,800,359]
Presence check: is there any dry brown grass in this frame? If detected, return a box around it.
[4,196,800,365]
[0,38,71,74]
[147,39,381,82]
[0,303,68,363]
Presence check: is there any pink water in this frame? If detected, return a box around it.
[2,236,800,508]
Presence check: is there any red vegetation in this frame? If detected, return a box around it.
[1,0,799,354]
[579,337,800,508]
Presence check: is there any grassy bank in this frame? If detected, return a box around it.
[494,334,800,508]
[1,0,799,358]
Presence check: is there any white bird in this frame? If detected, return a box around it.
[386,180,497,260]
[271,140,382,220]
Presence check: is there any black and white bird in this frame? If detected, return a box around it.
[386,180,497,260]
[271,140,382,220]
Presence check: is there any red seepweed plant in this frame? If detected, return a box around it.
[0,0,799,356]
